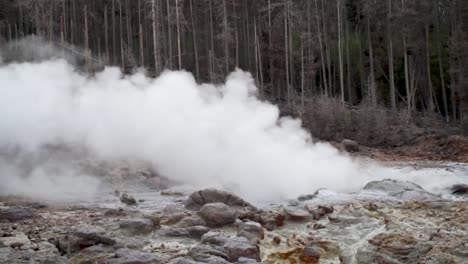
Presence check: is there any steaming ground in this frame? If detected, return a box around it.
[0,59,464,202]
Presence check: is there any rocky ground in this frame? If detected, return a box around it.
[0,175,467,264]
[0,140,467,264]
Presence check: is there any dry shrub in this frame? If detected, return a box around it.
[300,95,450,147]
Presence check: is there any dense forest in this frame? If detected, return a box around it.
[0,0,467,134]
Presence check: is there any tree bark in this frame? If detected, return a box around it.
[387,0,397,110]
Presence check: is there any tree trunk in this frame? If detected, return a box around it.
[284,0,291,106]
[434,0,449,121]
[138,0,144,67]
[105,5,110,64]
[268,0,274,99]
[314,0,328,96]
[337,0,345,103]
[322,0,333,93]
[367,13,377,106]
[166,0,172,68]
[112,0,116,65]
[152,0,160,73]
[189,0,199,80]
[119,0,125,69]
[84,4,89,72]
[425,23,435,112]
[223,0,229,73]
[387,0,397,110]
[175,0,182,70]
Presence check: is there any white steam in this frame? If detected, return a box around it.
[1,59,389,201]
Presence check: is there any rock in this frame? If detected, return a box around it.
[199,203,237,227]
[224,237,260,262]
[256,211,286,231]
[119,218,154,235]
[297,194,316,202]
[451,184,468,195]
[356,233,433,264]
[237,257,264,263]
[364,179,440,200]
[0,207,37,222]
[342,139,359,152]
[201,232,229,246]
[189,244,228,262]
[104,208,128,217]
[305,205,333,220]
[174,257,201,264]
[109,248,162,264]
[272,237,281,245]
[364,179,424,194]
[120,193,137,206]
[185,189,257,211]
[313,223,326,230]
[161,212,188,225]
[59,226,116,253]
[299,245,321,263]
[158,226,209,239]
[237,221,264,241]
[283,207,311,221]
[175,215,206,228]
[0,232,31,249]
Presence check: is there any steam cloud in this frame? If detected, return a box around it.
[1,58,386,201]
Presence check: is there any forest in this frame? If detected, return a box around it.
[0,0,467,144]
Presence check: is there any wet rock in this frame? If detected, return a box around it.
[104,208,128,217]
[201,232,229,246]
[0,232,31,249]
[299,244,321,263]
[342,139,359,152]
[158,226,209,239]
[364,179,440,200]
[109,248,162,264]
[313,223,326,230]
[185,189,257,211]
[224,236,260,262]
[0,207,37,222]
[305,205,333,220]
[59,226,116,253]
[199,203,237,227]
[161,212,188,225]
[297,194,316,202]
[451,184,468,195]
[119,218,154,235]
[189,244,229,262]
[237,221,264,241]
[364,179,423,194]
[237,257,265,263]
[70,244,115,263]
[175,215,206,228]
[174,257,201,264]
[272,237,281,245]
[283,207,311,222]
[120,193,137,206]
[356,233,433,264]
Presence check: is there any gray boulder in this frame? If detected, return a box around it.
[0,207,37,222]
[59,226,116,254]
[199,203,237,227]
[224,237,260,262]
[451,184,468,195]
[185,189,256,211]
[109,248,161,264]
[342,139,359,152]
[364,179,440,200]
[119,218,154,235]
[237,222,264,241]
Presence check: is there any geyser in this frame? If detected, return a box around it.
[0,59,384,201]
